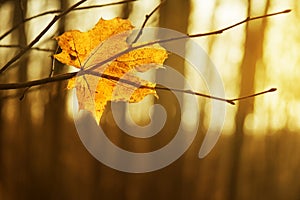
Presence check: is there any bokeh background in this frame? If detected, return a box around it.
[1,0,300,199]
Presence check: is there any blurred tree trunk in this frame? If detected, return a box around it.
[10,1,31,199]
[159,0,190,199]
[120,1,132,19]
[228,1,270,200]
[0,0,69,199]
[0,86,2,198]
[41,1,68,199]
[0,1,25,199]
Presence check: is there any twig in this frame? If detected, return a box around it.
[0,72,77,90]
[155,85,235,105]
[228,88,277,102]
[0,0,138,41]
[0,9,289,104]
[0,44,55,52]
[74,0,138,11]
[86,9,291,73]
[49,46,60,77]
[0,10,62,41]
[188,9,291,38]
[0,0,87,74]
[0,69,276,105]
[19,87,30,100]
[131,0,166,44]
[0,87,40,100]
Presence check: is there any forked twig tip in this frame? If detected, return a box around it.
[227,100,236,105]
[229,87,277,103]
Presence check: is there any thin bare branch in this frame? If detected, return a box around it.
[155,85,236,105]
[188,9,291,38]
[49,46,60,77]
[75,0,138,11]
[0,10,62,41]
[0,69,276,105]
[0,72,77,90]
[0,87,40,100]
[86,9,291,73]
[0,44,55,52]
[131,0,166,43]
[19,87,30,100]
[229,88,277,102]
[0,8,289,104]
[0,0,87,74]
[0,0,138,41]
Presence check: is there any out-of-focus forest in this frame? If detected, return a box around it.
[1,0,300,199]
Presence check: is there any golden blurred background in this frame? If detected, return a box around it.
[0,0,300,199]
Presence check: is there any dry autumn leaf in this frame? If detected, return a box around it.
[54,17,168,124]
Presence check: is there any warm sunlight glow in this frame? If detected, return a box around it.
[190,0,300,135]
[189,0,246,134]
[251,0,300,133]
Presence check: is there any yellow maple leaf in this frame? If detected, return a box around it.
[54,17,168,124]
